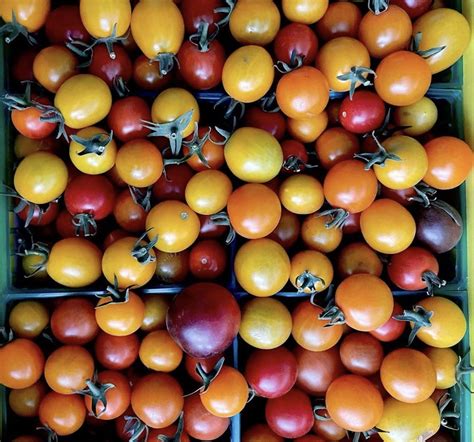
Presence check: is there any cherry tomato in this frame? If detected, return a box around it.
[294,345,345,396]
[290,250,333,293]
[51,298,98,345]
[245,347,298,398]
[80,0,130,40]
[340,332,384,376]
[11,49,37,82]
[268,208,301,249]
[222,45,274,103]
[370,302,406,343]
[391,0,432,19]
[94,331,140,370]
[335,274,394,331]
[316,127,360,169]
[274,23,318,66]
[360,199,416,254]
[96,291,145,337]
[103,229,129,249]
[9,380,47,418]
[133,54,172,91]
[139,330,183,372]
[13,133,58,160]
[113,189,147,233]
[184,354,223,383]
[374,51,431,107]
[181,0,223,34]
[200,365,248,417]
[282,0,328,24]
[287,111,328,143]
[44,345,94,394]
[155,250,190,283]
[422,347,458,389]
[240,297,292,349]
[88,44,132,86]
[243,424,283,442]
[244,107,287,141]
[276,66,329,119]
[11,98,57,140]
[337,242,383,279]
[8,301,49,339]
[1,0,50,33]
[313,410,347,441]
[39,392,86,436]
[45,5,90,44]
[316,2,362,41]
[300,214,342,254]
[153,164,194,202]
[235,239,291,297]
[326,374,384,432]
[0,339,44,389]
[265,388,314,438]
[279,174,324,215]
[339,91,386,134]
[393,97,438,136]
[47,237,102,287]
[292,301,343,351]
[189,239,227,280]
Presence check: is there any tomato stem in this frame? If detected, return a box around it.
[72,130,114,157]
[408,183,438,207]
[421,270,446,296]
[157,412,185,442]
[214,0,236,28]
[72,213,98,237]
[214,96,245,120]
[275,49,305,74]
[98,275,132,306]
[184,357,226,397]
[436,392,460,431]
[337,66,376,100]
[295,271,325,294]
[313,403,331,421]
[113,76,130,98]
[131,230,158,264]
[37,424,59,442]
[209,211,236,244]
[259,92,280,113]
[0,11,37,45]
[129,186,152,212]
[393,305,433,346]
[367,0,389,15]
[75,379,116,418]
[123,415,150,442]
[155,53,179,76]
[353,131,401,170]
[189,21,218,52]
[318,209,349,229]
[319,305,346,327]
[410,32,446,59]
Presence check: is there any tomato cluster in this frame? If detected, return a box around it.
[0,0,472,441]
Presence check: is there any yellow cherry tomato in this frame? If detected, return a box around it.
[14,152,68,204]
[290,250,333,294]
[80,0,131,38]
[1,0,50,33]
[69,126,117,175]
[282,0,328,24]
[222,45,274,103]
[54,74,112,129]
[422,347,458,389]
[279,174,324,215]
[14,134,58,159]
[141,295,171,332]
[9,301,49,339]
[393,97,438,136]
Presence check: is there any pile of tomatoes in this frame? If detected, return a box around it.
[0,0,473,441]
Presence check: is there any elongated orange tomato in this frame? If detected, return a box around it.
[80,0,131,38]
[1,0,50,33]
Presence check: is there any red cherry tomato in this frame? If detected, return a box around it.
[153,164,194,202]
[281,139,309,173]
[180,0,223,34]
[45,5,90,44]
[369,302,406,342]
[274,23,319,66]
[243,107,287,141]
[189,239,227,280]
[94,331,140,370]
[339,91,386,134]
[88,44,133,86]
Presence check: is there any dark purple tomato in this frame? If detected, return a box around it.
[45,5,90,44]
[265,388,315,438]
[198,214,227,239]
[415,200,463,254]
[166,283,241,358]
[274,23,319,66]
[243,107,287,141]
[177,40,225,90]
[390,0,432,19]
[245,347,298,399]
[152,164,194,202]
[155,250,190,284]
[339,91,386,134]
[88,44,133,86]
[339,332,384,376]
[189,240,227,280]
[107,96,151,143]
[381,186,417,206]
[369,302,406,342]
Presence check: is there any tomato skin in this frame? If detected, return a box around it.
[39,392,86,436]
[374,51,431,107]
[326,374,384,432]
[189,239,227,280]
[243,107,287,141]
[294,345,345,396]
[51,298,99,345]
[80,0,131,38]
[9,380,47,418]
[313,411,347,441]
[8,301,49,339]
[94,331,140,370]
[337,242,383,279]
[316,2,362,41]
[316,127,360,169]
[288,111,328,143]
[422,347,458,389]
[282,0,328,24]
[339,332,384,376]
[0,339,44,389]
[245,347,298,399]
[88,44,133,86]
[181,0,222,34]
[11,99,57,140]
[177,40,225,90]
[11,49,37,83]
[339,91,386,134]
[113,189,147,233]
[423,136,473,190]
[370,302,406,343]
[391,0,432,19]
[139,329,183,372]
[45,5,90,44]
[268,208,301,249]
[243,423,283,442]
[133,54,173,91]
[131,373,184,429]
[274,23,318,66]
[279,174,324,215]
[2,0,50,32]
[153,164,194,202]
[155,250,190,283]
[393,97,438,137]
[265,388,315,438]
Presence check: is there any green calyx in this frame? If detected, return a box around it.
[185,357,225,397]
[214,95,245,120]
[157,412,185,442]
[421,270,446,296]
[16,240,50,278]
[275,49,305,74]
[213,0,236,28]
[436,392,460,431]
[295,271,325,294]
[318,209,350,229]
[407,182,438,207]
[37,424,59,442]
[411,32,446,59]
[75,378,116,418]
[129,186,152,212]
[367,0,389,15]
[123,415,150,442]
[131,230,158,264]
[0,11,37,45]
[337,66,376,100]
[209,211,236,244]
[71,130,114,156]
[189,21,218,53]
[155,52,179,76]
[393,304,433,346]
[72,213,98,237]
[318,304,346,327]
[97,275,131,307]
[353,132,401,170]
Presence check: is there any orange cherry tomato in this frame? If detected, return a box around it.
[316,2,362,41]
[279,174,324,215]
[39,392,86,436]
[139,330,183,372]
[290,250,333,293]
[315,127,360,169]
[282,0,328,24]
[287,111,328,143]
[337,242,383,279]
[9,380,47,418]
[301,214,343,253]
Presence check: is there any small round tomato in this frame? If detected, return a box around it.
[146,200,200,253]
[290,250,333,293]
[370,302,406,343]
[14,133,58,159]
[316,127,360,169]
[155,250,190,284]
[268,208,301,249]
[243,424,283,442]
[313,412,347,441]
[94,331,140,370]
[281,139,309,174]
[184,353,223,383]
[301,214,343,253]
[339,332,384,376]
[39,392,86,436]
[294,345,345,396]
[9,380,47,418]
[153,164,194,202]
[391,0,432,19]
[244,107,287,141]
[96,291,145,337]
[11,49,37,82]
[339,91,386,134]
[316,37,371,93]
[326,374,384,432]
[222,45,274,103]
[189,240,227,280]
[316,2,362,41]
[235,239,290,297]
[113,189,147,233]
[360,199,416,254]
[274,23,318,66]
[358,5,412,59]
[14,152,68,204]
[374,51,431,107]
[292,301,343,351]
[393,97,438,136]
[185,169,232,215]
[33,45,77,93]
[276,66,329,119]
[230,0,281,45]
[335,274,394,332]
[279,174,324,215]
[337,242,383,279]
[0,339,44,389]
[183,127,226,171]
[139,295,170,332]
[51,298,98,345]
[47,238,102,287]
[1,0,50,34]
[139,330,183,372]
[287,111,328,143]
[44,345,95,394]
[10,96,57,140]
[181,0,223,34]
[381,348,436,403]
[413,8,471,74]
[88,44,132,86]
[422,347,458,389]
[265,388,314,438]
[282,0,328,24]
[225,127,283,183]
[80,0,131,39]
[200,365,248,418]
[133,55,172,91]
[240,297,292,349]
[8,301,49,339]
[45,5,90,44]
[423,136,473,190]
